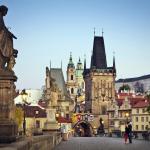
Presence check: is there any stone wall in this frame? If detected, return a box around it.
[0,133,62,150]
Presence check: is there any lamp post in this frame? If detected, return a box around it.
[20,89,28,135]
[125,112,129,123]
[56,107,62,132]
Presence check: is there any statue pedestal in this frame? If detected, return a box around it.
[44,121,60,131]
[43,108,60,131]
[0,74,18,143]
[0,120,17,143]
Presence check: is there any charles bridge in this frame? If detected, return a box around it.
[0,135,150,150]
[0,4,150,150]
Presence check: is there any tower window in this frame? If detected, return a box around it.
[71,75,73,80]
[101,106,107,115]
[82,82,84,89]
[71,88,74,94]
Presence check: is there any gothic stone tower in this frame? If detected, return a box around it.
[84,36,116,117]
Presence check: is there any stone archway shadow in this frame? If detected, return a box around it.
[73,121,94,137]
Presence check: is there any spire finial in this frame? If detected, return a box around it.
[94,27,95,36]
[102,28,104,37]
[113,51,115,56]
[61,60,62,69]
[50,60,51,69]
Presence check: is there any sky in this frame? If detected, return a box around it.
[0,0,150,90]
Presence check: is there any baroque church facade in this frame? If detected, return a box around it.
[66,53,85,112]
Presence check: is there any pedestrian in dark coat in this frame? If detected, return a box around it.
[124,124,129,144]
[128,122,132,143]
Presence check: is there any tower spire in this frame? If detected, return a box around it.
[84,54,86,70]
[113,51,116,74]
[94,27,95,37]
[49,60,51,70]
[68,52,75,68]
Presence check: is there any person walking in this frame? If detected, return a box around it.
[124,124,129,144]
[128,122,132,143]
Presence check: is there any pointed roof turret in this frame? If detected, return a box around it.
[76,57,83,70]
[67,52,75,69]
[90,36,107,69]
[84,55,86,70]
[113,52,116,74]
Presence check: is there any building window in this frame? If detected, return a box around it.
[101,106,106,115]
[146,116,148,122]
[71,75,73,80]
[71,88,74,94]
[136,125,138,130]
[111,112,114,118]
[146,125,148,130]
[66,114,69,119]
[141,117,144,122]
[82,82,84,89]
[120,112,122,118]
[142,108,145,113]
[36,120,40,128]
[136,117,138,122]
[136,109,139,113]
[142,125,144,130]
[66,106,69,111]
[110,121,114,125]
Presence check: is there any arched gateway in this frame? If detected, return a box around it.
[73,121,94,137]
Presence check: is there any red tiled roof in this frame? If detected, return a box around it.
[25,105,46,118]
[132,100,149,108]
[116,97,146,107]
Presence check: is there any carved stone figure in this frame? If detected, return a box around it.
[0,5,18,143]
[0,5,18,71]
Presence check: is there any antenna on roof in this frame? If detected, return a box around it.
[94,27,95,36]
[102,28,104,37]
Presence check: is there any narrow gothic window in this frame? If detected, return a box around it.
[71,75,73,80]
[101,106,106,115]
[82,82,84,89]
[71,88,74,94]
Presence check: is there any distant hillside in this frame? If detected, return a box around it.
[115,74,150,92]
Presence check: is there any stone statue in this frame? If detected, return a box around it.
[0,5,18,143]
[0,5,18,72]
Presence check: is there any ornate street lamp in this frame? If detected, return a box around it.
[125,112,129,123]
[20,89,28,135]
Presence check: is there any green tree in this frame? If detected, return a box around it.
[118,84,131,93]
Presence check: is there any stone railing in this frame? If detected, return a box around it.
[0,132,62,150]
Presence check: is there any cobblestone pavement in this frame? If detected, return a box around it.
[53,137,150,150]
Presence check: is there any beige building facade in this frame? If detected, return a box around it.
[132,101,150,132]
